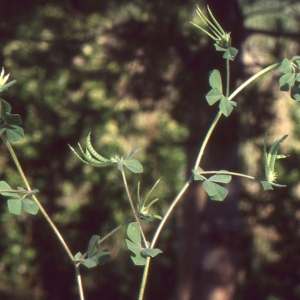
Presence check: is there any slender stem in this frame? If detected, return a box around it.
[138,257,151,300]
[150,175,193,249]
[196,170,257,180]
[193,111,222,170]
[1,135,74,261]
[137,176,193,300]
[226,59,230,97]
[75,265,85,300]
[99,217,135,244]
[32,195,74,260]
[121,169,147,246]
[228,62,281,101]
[1,135,30,189]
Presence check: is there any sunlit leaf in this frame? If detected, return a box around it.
[203,181,228,201]
[208,70,222,91]
[7,199,22,215]
[278,58,293,73]
[22,198,39,215]
[209,173,232,183]
[127,222,141,245]
[260,181,273,190]
[222,47,238,61]
[206,88,222,105]
[124,159,143,173]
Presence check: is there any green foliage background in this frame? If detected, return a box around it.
[1,0,300,299]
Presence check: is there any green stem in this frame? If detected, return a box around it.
[121,169,147,246]
[150,175,193,249]
[138,257,151,300]
[226,59,230,97]
[196,170,257,180]
[137,177,193,300]
[1,135,74,261]
[75,265,85,300]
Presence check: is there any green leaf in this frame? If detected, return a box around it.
[126,239,146,266]
[193,172,206,181]
[208,70,222,91]
[87,235,100,258]
[219,96,234,117]
[278,58,293,73]
[0,80,16,92]
[291,86,300,101]
[6,113,22,126]
[206,88,222,105]
[124,159,143,173]
[7,199,22,215]
[267,135,288,175]
[97,249,111,265]
[22,198,39,215]
[203,181,228,201]
[260,181,273,190]
[127,222,141,245]
[0,181,19,198]
[209,173,232,183]
[81,257,98,268]
[125,148,141,160]
[138,213,155,223]
[74,252,83,260]
[81,249,110,268]
[279,73,295,91]
[141,248,163,258]
[222,47,238,61]
[6,125,24,142]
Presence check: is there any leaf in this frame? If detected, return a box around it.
[193,172,206,181]
[206,88,223,105]
[81,257,98,268]
[291,86,300,101]
[6,125,24,142]
[124,159,143,173]
[260,181,273,191]
[0,80,16,92]
[87,235,100,258]
[141,248,163,258]
[127,222,141,245]
[278,58,293,73]
[7,199,22,215]
[125,148,141,160]
[279,73,295,91]
[126,239,146,266]
[222,47,238,61]
[209,173,232,183]
[203,181,228,201]
[22,198,39,215]
[97,249,111,265]
[0,181,19,198]
[6,113,22,126]
[219,96,234,117]
[81,249,110,268]
[208,70,222,91]
[267,135,288,175]
[74,252,83,260]
[138,213,155,223]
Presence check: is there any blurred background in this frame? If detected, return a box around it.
[0,0,300,299]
